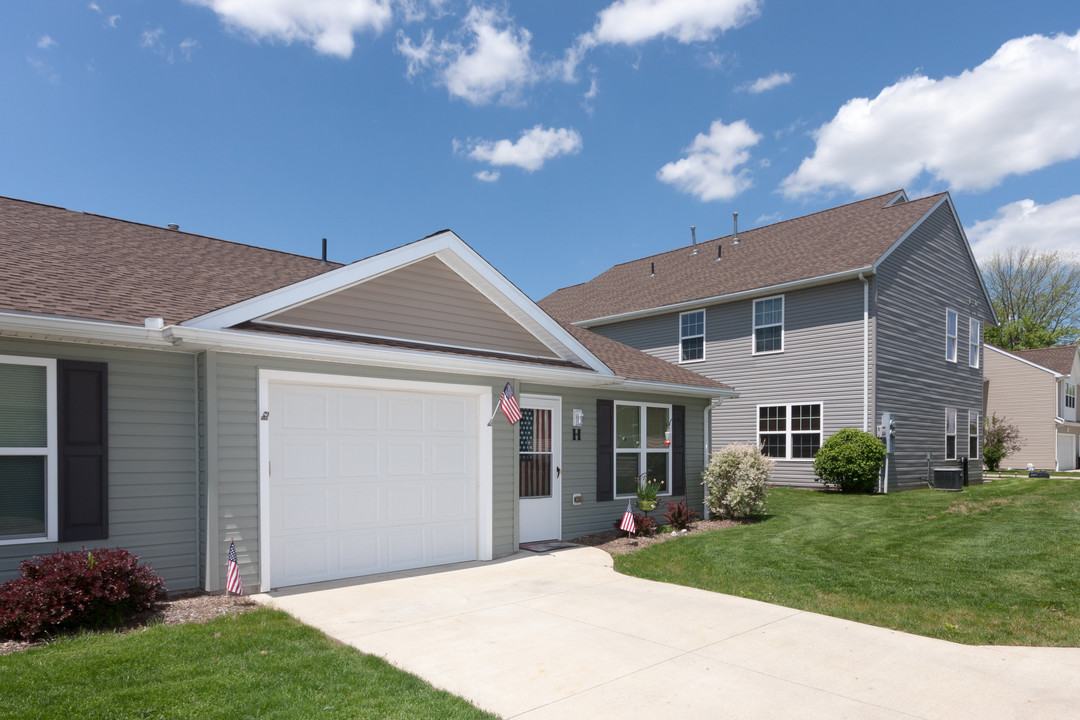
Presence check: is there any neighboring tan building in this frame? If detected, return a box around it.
[984,344,1080,471]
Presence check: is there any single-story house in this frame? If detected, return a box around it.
[984,343,1080,471]
[0,196,734,593]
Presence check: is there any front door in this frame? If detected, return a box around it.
[518,395,561,543]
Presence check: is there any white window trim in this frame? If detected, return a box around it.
[752,295,785,356]
[968,318,980,368]
[1066,383,1076,410]
[679,309,706,364]
[756,402,823,462]
[968,411,979,459]
[946,309,958,363]
[945,407,957,460]
[0,355,58,545]
[613,401,672,499]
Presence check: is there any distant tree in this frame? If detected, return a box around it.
[982,413,1024,472]
[981,247,1080,350]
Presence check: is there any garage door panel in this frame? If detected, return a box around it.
[270,381,481,588]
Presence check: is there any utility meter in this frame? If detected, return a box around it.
[880,412,896,454]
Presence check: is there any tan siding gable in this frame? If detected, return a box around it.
[262,256,560,358]
[984,347,1058,469]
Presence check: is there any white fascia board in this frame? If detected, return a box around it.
[0,312,183,350]
[873,194,1000,326]
[985,344,1063,377]
[181,231,613,377]
[575,268,873,328]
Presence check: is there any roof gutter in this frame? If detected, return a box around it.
[0,311,180,349]
[574,267,876,328]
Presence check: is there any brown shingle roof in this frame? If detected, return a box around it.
[539,191,945,323]
[0,196,339,325]
[1011,345,1079,376]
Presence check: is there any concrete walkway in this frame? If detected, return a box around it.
[255,547,1080,719]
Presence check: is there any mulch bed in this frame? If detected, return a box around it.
[0,592,259,656]
[572,517,745,555]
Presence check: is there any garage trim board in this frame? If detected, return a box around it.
[257,369,494,592]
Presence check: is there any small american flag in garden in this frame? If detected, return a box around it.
[499,381,522,424]
[226,540,243,596]
[619,499,636,534]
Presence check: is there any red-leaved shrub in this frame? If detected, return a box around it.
[663,501,700,531]
[631,512,658,536]
[0,547,166,640]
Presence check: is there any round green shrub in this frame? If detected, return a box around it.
[702,442,772,518]
[813,428,887,493]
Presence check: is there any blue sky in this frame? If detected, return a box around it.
[4,1,1080,301]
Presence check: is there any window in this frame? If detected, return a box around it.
[968,411,979,459]
[0,356,57,544]
[1067,383,1076,410]
[679,310,705,362]
[614,402,670,497]
[753,296,784,354]
[968,318,980,368]
[945,407,957,460]
[946,309,958,362]
[758,403,822,460]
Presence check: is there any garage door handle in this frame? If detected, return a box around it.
[556,466,561,478]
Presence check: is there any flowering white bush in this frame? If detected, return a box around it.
[702,442,772,519]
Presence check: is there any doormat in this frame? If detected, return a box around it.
[519,541,579,553]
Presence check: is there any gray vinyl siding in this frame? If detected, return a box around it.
[874,202,993,489]
[593,281,868,487]
[0,338,199,591]
[520,384,709,540]
[265,256,557,358]
[983,348,1058,469]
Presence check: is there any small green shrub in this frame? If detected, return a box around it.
[983,413,1024,471]
[0,547,166,641]
[662,501,700,530]
[703,442,772,518]
[813,428,887,493]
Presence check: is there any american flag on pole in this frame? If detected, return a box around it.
[619,499,636,534]
[499,381,522,424]
[226,540,243,596]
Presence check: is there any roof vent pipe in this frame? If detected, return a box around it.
[167,223,179,231]
[691,225,697,254]
[650,262,655,277]
[717,244,722,261]
[732,212,739,244]
[321,237,328,266]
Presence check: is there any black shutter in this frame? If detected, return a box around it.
[596,399,613,502]
[58,360,108,542]
[672,405,686,496]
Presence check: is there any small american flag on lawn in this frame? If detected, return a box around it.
[619,499,636,534]
[226,540,243,596]
[499,381,522,424]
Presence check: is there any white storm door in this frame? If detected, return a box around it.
[518,395,561,543]
[1058,433,1077,471]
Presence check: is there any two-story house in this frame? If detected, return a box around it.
[984,344,1080,471]
[540,191,996,490]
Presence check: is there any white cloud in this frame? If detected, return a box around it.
[88,2,100,11]
[397,6,536,105]
[564,0,759,78]
[474,170,501,182]
[37,35,57,50]
[185,0,393,58]
[461,125,583,173]
[967,195,1080,262]
[26,56,59,83]
[141,26,165,49]
[782,30,1080,198]
[742,71,792,94]
[657,119,761,201]
[180,38,200,61]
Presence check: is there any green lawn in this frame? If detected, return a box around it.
[617,477,1080,646]
[0,608,497,720]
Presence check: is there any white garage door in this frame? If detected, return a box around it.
[268,380,480,588]
[1058,433,1077,471]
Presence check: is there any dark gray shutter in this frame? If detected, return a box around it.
[672,405,686,496]
[596,399,613,502]
[58,360,108,542]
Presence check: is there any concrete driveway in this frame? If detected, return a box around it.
[256,547,1080,719]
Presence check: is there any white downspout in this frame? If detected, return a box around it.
[703,398,724,519]
[859,273,869,432]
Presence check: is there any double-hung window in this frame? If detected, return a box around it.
[946,309,958,362]
[679,310,705,362]
[968,318,980,368]
[614,402,671,497]
[945,407,957,460]
[1066,383,1076,410]
[0,356,57,544]
[753,296,784,354]
[968,411,979,458]
[758,403,822,460]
